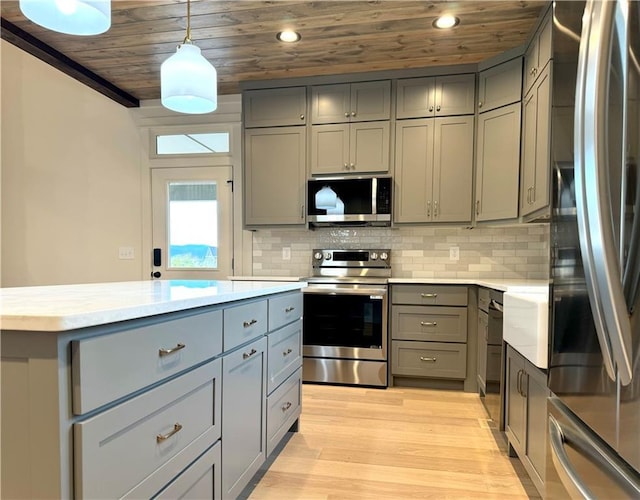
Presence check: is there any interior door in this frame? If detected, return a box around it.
[151,166,233,280]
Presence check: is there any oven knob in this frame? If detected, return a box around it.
[324,252,332,260]
[314,252,323,261]
[370,252,378,260]
[380,252,389,261]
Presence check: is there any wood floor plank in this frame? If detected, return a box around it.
[246,384,541,499]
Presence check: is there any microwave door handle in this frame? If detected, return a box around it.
[575,0,616,382]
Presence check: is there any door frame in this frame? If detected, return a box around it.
[138,117,252,280]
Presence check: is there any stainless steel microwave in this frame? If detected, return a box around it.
[307,176,392,227]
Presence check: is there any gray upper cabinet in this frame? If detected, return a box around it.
[475,102,522,221]
[243,87,307,128]
[396,74,476,119]
[244,127,306,226]
[520,63,551,217]
[478,58,523,113]
[310,121,390,175]
[310,81,391,124]
[524,11,552,95]
[394,115,474,223]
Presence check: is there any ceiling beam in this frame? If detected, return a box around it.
[1,18,139,108]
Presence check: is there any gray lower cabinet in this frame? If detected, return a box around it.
[505,344,548,497]
[221,336,268,499]
[391,285,471,388]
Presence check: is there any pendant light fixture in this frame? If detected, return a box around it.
[161,0,217,114]
[19,0,111,36]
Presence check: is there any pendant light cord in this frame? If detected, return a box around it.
[183,0,192,43]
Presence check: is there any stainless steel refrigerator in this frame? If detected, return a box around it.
[547,0,640,496]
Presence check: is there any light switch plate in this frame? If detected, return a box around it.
[118,246,135,260]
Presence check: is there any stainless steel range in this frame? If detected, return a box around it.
[302,249,390,387]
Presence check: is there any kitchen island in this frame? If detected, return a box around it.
[1,279,305,499]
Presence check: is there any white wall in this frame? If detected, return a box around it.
[1,41,144,286]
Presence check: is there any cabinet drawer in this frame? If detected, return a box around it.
[72,309,222,415]
[75,359,221,500]
[269,291,303,331]
[392,285,468,306]
[223,299,268,351]
[267,319,302,394]
[392,341,467,379]
[266,368,302,457]
[154,441,221,500]
[392,306,467,342]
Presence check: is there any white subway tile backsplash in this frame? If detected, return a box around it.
[250,224,549,279]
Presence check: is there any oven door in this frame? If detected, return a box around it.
[303,284,388,361]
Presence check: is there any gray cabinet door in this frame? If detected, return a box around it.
[243,87,307,128]
[475,102,521,221]
[350,121,390,173]
[244,127,306,226]
[394,118,434,222]
[505,345,526,455]
[478,58,523,113]
[310,84,350,124]
[520,64,551,217]
[434,74,476,116]
[221,336,267,499]
[524,13,552,94]
[310,124,350,174]
[432,115,473,223]
[477,309,489,391]
[525,361,549,486]
[395,77,436,119]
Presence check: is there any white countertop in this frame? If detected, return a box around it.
[388,278,549,293]
[0,280,306,332]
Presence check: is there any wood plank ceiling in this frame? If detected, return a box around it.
[0,1,547,105]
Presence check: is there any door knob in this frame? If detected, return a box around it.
[152,271,162,278]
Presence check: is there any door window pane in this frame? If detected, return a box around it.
[156,133,230,155]
[168,182,218,269]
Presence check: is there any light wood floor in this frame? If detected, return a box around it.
[245,384,541,499]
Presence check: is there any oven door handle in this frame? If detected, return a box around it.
[304,286,387,296]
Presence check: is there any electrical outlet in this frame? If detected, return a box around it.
[118,246,135,260]
[449,246,460,261]
[282,247,291,260]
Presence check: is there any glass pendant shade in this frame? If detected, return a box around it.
[315,186,338,209]
[161,43,218,114]
[19,0,111,36]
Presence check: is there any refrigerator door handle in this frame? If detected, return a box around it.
[548,415,595,499]
[575,0,633,384]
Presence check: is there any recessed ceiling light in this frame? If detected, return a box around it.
[433,15,460,29]
[276,30,301,43]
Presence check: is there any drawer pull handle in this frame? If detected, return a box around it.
[420,293,438,298]
[243,319,258,328]
[420,356,437,362]
[158,343,185,357]
[420,321,437,327]
[156,423,182,443]
[285,306,295,313]
[282,401,292,412]
[243,348,258,360]
[283,348,293,356]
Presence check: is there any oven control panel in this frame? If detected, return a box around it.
[311,249,391,268]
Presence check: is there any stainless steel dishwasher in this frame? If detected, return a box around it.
[477,288,505,430]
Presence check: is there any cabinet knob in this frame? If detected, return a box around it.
[429,105,434,112]
[436,105,441,112]
[478,101,483,108]
[350,163,355,169]
[434,200,439,216]
[351,111,356,117]
[530,67,536,75]
[344,162,349,169]
[345,112,350,118]
[300,114,304,120]
[426,200,431,217]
